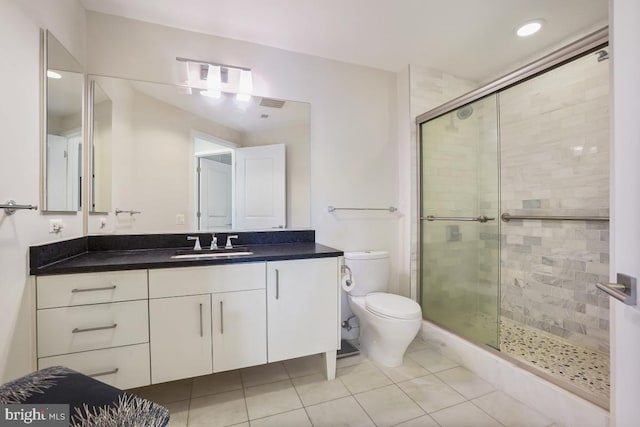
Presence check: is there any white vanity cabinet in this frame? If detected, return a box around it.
[35,270,150,390]
[149,294,213,383]
[148,263,267,383]
[266,257,339,376]
[34,253,340,387]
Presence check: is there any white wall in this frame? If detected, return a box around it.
[0,0,86,382]
[85,12,402,288]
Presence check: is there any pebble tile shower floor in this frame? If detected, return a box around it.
[500,318,610,402]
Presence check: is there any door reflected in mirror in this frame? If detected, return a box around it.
[90,81,113,213]
[43,31,83,212]
[196,136,286,231]
[87,75,310,234]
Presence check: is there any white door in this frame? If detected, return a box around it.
[610,1,640,425]
[46,134,68,211]
[149,295,213,383]
[235,144,286,230]
[199,158,232,230]
[266,258,339,362]
[212,290,267,372]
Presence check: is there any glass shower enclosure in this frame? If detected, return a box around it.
[419,95,501,349]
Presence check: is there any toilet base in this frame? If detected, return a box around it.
[360,320,420,367]
[348,295,421,368]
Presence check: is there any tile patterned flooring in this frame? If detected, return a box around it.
[129,338,558,426]
[500,318,610,401]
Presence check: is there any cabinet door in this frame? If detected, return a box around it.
[149,295,212,383]
[212,290,267,372]
[267,258,339,362]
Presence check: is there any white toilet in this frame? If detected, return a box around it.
[344,251,422,367]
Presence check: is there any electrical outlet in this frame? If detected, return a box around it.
[176,214,185,225]
[49,219,64,234]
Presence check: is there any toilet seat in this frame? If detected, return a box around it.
[365,293,421,320]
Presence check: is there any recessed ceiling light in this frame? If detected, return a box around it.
[47,70,62,79]
[516,20,544,37]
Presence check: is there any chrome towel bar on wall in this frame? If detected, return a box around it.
[115,209,141,216]
[328,206,397,213]
[1,200,38,216]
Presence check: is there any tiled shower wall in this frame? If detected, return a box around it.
[499,52,610,353]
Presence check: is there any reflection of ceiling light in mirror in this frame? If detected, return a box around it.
[516,20,544,37]
[176,57,253,100]
[236,69,253,102]
[202,65,221,98]
[47,70,62,79]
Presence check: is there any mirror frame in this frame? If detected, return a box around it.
[40,29,85,214]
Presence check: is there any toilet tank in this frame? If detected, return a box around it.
[344,251,389,296]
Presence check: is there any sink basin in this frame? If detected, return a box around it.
[171,248,253,259]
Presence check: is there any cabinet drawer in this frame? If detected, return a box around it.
[38,343,150,390]
[149,263,265,298]
[37,300,149,357]
[37,270,148,309]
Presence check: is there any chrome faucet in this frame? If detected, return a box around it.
[210,234,218,250]
[225,235,239,249]
[187,236,202,250]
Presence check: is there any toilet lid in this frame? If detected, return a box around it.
[365,293,421,320]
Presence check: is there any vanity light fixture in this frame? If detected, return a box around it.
[47,70,62,79]
[176,57,253,100]
[236,69,253,102]
[516,20,544,37]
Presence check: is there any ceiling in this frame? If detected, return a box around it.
[80,0,608,82]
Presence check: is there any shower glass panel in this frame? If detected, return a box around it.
[420,95,500,348]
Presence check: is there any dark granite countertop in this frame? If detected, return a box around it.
[32,242,343,276]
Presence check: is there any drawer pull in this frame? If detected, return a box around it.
[72,323,118,333]
[88,368,119,377]
[275,269,280,300]
[199,303,203,337]
[71,285,117,293]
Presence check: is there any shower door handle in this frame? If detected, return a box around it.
[597,273,637,306]
[421,215,495,223]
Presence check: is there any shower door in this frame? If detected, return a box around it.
[419,95,500,348]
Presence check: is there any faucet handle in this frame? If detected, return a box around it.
[225,235,239,249]
[187,236,202,251]
[210,234,218,250]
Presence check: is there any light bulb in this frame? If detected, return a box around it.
[237,69,253,102]
[516,20,544,37]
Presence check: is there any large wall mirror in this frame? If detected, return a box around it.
[87,75,310,234]
[41,30,84,212]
